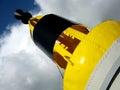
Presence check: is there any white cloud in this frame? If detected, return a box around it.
[0,23,62,90]
[35,0,120,27]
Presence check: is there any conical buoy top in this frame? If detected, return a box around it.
[14,9,32,24]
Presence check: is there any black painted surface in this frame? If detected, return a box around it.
[106,66,120,90]
[33,14,74,59]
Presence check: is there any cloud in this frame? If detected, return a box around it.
[35,0,120,27]
[0,23,62,90]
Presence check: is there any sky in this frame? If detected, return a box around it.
[0,0,120,90]
[0,0,40,35]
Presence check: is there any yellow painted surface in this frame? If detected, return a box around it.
[64,20,120,90]
[64,27,87,40]
[53,26,87,68]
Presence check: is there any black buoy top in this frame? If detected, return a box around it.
[14,9,75,59]
[33,14,74,58]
